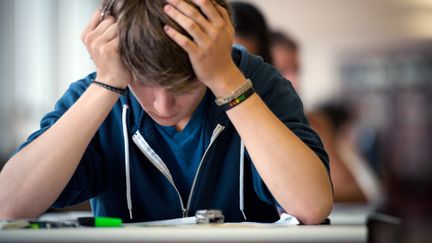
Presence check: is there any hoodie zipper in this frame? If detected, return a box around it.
[132,124,225,218]
[132,131,186,217]
[185,124,225,216]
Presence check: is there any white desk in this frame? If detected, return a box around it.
[329,204,373,225]
[0,225,366,243]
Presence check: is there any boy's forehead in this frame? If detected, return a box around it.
[133,78,201,94]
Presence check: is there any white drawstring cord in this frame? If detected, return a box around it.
[122,104,133,219]
[239,139,247,220]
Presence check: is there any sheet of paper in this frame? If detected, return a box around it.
[124,216,196,227]
[124,213,299,227]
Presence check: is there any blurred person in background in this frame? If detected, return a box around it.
[308,103,382,203]
[231,1,273,64]
[270,30,381,203]
[270,31,300,91]
[269,29,381,204]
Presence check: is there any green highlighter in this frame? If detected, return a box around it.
[77,217,122,227]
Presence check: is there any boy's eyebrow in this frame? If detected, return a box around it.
[100,0,115,21]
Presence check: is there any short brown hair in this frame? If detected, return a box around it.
[101,0,231,94]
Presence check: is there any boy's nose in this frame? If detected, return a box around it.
[153,88,176,117]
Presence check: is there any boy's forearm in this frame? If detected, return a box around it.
[0,85,119,219]
[225,86,333,224]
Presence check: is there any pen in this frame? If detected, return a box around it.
[28,220,78,229]
[77,217,122,227]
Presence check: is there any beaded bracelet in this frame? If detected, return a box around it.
[92,80,127,96]
[215,79,253,106]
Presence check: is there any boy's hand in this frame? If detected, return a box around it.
[163,0,246,97]
[81,10,131,89]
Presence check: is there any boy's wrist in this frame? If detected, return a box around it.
[92,80,127,96]
[95,74,130,90]
[207,68,247,98]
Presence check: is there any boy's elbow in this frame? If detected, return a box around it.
[300,206,332,225]
[299,197,333,225]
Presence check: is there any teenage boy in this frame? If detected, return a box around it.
[0,0,332,224]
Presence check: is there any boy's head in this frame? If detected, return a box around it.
[101,0,231,94]
[270,31,299,89]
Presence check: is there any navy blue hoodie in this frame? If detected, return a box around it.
[18,46,329,223]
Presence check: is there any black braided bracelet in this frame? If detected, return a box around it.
[220,86,255,112]
[92,80,127,96]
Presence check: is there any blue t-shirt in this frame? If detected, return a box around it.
[155,98,211,204]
